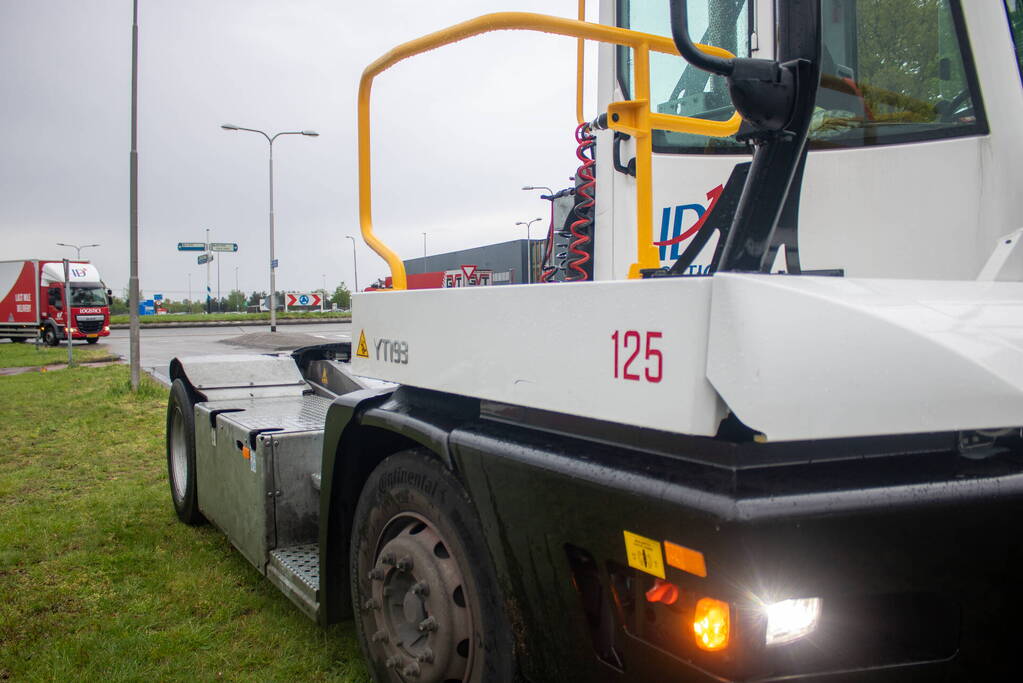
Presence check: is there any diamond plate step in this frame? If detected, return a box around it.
[267,544,320,621]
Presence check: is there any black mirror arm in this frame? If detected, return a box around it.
[668,0,733,77]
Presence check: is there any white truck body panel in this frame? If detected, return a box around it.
[350,280,727,437]
[707,274,1023,441]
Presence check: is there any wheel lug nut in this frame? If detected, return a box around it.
[416,648,434,664]
[417,616,438,632]
[402,662,421,678]
[363,598,380,610]
[411,581,430,597]
[367,568,385,581]
[371,630,389,644]
[380,553,396,565]
[396,555,414,572]
[384,655,401,669]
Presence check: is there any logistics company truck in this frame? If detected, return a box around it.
[0,260,112,345]
[165,1,1023,681]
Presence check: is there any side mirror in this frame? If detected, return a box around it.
[106,289,113,306]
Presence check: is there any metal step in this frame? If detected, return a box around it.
[266,544,320,621]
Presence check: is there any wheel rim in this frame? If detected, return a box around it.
[168,405,188,502]
[364,514,476,682]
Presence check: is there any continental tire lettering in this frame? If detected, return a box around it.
[378,468,439,497]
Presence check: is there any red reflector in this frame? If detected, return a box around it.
[644,578,679,605]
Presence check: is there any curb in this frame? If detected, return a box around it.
[109,317,351,330]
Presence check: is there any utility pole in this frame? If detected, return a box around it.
[516,217,543,284]
[422,232,427,274]
[128,0,141,390]
[235,266,239,311]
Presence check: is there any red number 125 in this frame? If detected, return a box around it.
[611,330,663,383]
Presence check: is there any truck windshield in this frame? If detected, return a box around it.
[618,0,986,153]
[71,286,107,306]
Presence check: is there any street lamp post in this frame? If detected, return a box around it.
[56,243,100,260]
[235,266,240,311]
[345,235,359,294]
[515,218,543,283]
[222,123,319,332]
[422,232,427,274]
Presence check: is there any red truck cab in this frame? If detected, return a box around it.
[39,261,111,345]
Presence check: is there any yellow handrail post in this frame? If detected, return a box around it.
[357,12,741,289]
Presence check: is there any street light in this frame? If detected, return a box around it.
[221,123,319,331]
[345,235,359,294]
[515,218,543,284]
[522,185,554,195]
[422,232,427,274]
[56,243,100,260]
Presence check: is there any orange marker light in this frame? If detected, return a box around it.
[693,597,730,651]
[242,446,251,460]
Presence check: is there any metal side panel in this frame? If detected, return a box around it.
[195,401,276,570]
[195,395,330,575]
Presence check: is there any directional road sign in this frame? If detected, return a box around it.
[178,242,206,251]
[271,259,279,269]
[286,292,322,307]
[210,242,238,252]
[198,254,213,265]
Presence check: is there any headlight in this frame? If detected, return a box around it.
[765,597,821,646]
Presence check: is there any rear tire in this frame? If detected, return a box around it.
[166,379,205,525]
[351,450,516,683]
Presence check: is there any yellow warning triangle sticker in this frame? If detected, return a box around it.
[356,330,369,358]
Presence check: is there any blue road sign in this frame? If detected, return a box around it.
[153,293,163,301]
[198,254,213,265]
[271,259,279,269]
[178,242,206,251]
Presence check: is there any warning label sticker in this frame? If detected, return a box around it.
[356,330,369,358]
[623,530,665,579]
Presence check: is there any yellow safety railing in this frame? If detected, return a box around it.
[358,12,741,290]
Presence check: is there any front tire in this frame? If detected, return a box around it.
[42,325,59,347]
[166,379,205,525]
[86,337,99,344]
[351,450,515,683]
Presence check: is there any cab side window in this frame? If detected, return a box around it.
[810,0,986,147]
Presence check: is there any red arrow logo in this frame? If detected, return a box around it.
[311,294,321,306]
[286,294,297,306]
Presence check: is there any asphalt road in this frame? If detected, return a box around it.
[101,321,352,384]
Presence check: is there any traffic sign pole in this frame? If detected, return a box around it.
[206,229,211,315]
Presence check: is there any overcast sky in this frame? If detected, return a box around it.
[0,0,597,299]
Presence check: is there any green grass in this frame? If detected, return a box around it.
[0,366,369,682]
[0,341,117,369]
[109,311,351,325]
